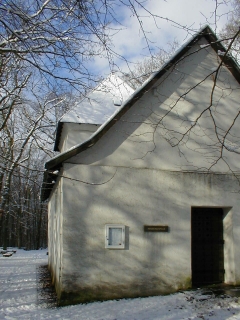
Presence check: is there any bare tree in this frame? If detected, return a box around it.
[0,0,137,248]
[220,0,240,60]
[0,94,63,249]
[1,0,239,250]
[121,41,179,89]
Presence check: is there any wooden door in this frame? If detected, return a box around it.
[191,207,224,286]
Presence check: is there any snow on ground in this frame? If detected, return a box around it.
[1,249,240,319]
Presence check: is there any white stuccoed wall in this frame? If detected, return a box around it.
[48,175,63,297]
[48,37,240,304]
[59,165,239,302]
[58,123,100,153]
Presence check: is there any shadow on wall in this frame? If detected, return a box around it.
[70,43,240,173]
[57,161,239,305]
[55,41,240,305]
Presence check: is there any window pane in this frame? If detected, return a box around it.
[109,228,122,246]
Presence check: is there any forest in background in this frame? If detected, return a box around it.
[0,0,239,249]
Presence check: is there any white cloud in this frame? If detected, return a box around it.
[89,0,233,76]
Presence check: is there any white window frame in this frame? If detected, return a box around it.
[105,224,125,249]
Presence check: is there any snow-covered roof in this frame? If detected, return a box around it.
[60,74,134,125]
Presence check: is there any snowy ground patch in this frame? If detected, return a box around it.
[1,249,240,319]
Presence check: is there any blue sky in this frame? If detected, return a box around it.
[89,0,233,77]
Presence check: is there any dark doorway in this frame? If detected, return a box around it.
[191,207,224,286]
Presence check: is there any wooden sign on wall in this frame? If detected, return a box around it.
[144,225,169,232]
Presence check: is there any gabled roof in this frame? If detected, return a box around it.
[41,25,240,201]
[54,74,134,151]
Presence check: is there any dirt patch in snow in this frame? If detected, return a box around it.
[37,264,58,308]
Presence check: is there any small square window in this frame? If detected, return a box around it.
[105,224,125,249]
